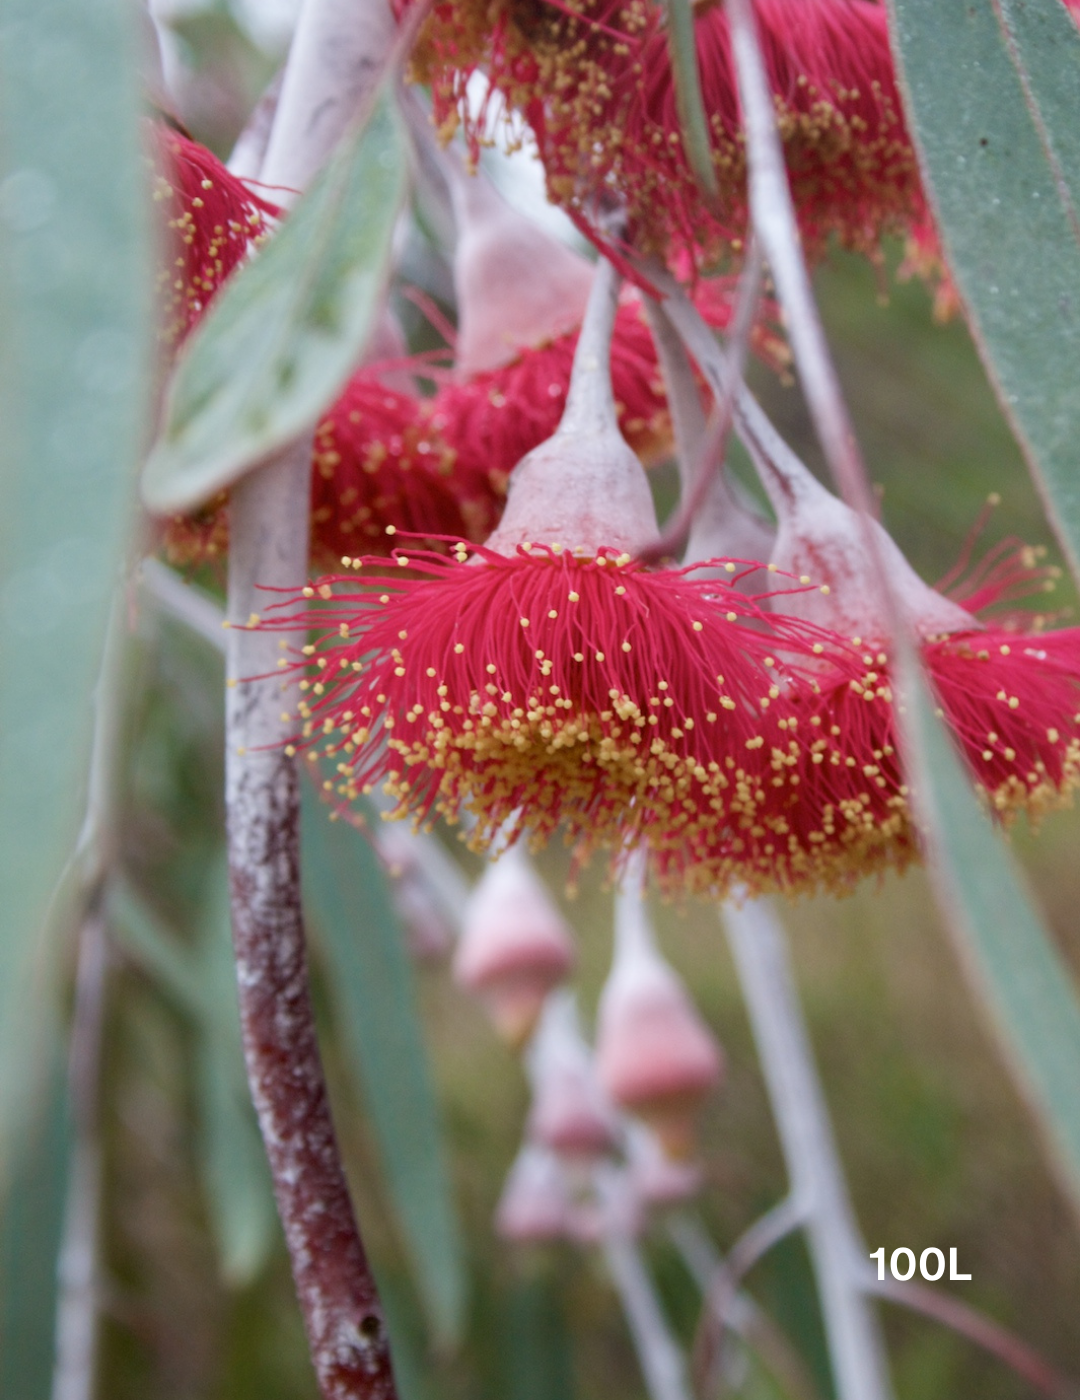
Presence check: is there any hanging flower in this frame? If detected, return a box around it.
[744,437,1080,885]
[267,260,856,897]
[403,0,939,278]
[150,121,279,345]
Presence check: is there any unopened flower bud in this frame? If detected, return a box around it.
[596,854,723,1157]
[454,844,574,1046]
[495,1143,575,1243]
[526,991,619,1162]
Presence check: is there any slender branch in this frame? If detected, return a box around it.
[864,1272,1077,1399]
[691,1195,806,1393]
[51,908,109,1400]
[722,898,895,1400]
[222,2,409,1396]
[638,242,762,564]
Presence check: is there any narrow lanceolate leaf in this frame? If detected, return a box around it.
[110,876,278,1285]
[887,0,1080,578]
[900,661,1080,1219]
[664,0,719,201]
[142,90,408,515]
[301,785,467,1347]
[0,0,151,1180]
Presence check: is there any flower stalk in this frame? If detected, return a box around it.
[722,897,894,1400]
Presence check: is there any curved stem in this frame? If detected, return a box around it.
[668,1214,821,1400]
[638,243,762,564]
[863,1272,1076,1399]
[722,898,895,1400]
[691,1195,807,1393]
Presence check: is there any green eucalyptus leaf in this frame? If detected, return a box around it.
[887,0,1080,577]
[0,1035,70,1399]
[301,785,467,1347]
[0,0,151,1180]
[502,1275,575,1400]
[142,90,408,516]
[901,663,1080,1217]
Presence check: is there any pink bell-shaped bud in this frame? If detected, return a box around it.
[453,843,575,1046]
[447,156,594,380]
[483,257,659,558]
[495,1143,576,1243]
[596,852,723,1157]
[624,1121,703,1208]
[526,991,620,1162]
[376,825,455,961]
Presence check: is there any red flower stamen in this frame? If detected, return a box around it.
[264,542,869,898]
[405,0,938,276]
[150,122,280,344]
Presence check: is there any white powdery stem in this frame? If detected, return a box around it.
[597,1170,692,1400]
[722,898,894,1400]
[559,257,621,436]
[260,0,396,201]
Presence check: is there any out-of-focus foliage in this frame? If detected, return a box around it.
[0,0,151,1179]
[301,786,467,1345]
[888,0,1080,578]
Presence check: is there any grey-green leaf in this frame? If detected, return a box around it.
[0,0,151,1181]
[887,0,1080,578]
[901,662,1080,1219]
[301,785,467,1347]
[142,90,408,516]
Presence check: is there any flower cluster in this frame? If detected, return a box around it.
[404,0,932,272]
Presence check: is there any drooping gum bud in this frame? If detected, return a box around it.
[495,1143,575,1243]
[595,853,723,1157]
[448,160,594,380]
[454,843,575,1046]
[526,991,619,1162]
[483,258,659,558]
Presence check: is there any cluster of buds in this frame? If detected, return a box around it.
[448,848,719,1245]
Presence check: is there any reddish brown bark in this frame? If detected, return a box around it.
[226,447,397,1400]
